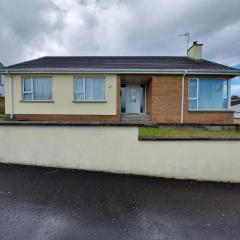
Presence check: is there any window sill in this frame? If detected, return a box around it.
[188,109,234,113]
[20,100,54,103]
[72,100,107,103]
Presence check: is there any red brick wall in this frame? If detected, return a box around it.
[0,97,5,114]
[146,79,152,118]
[148,75,234,124]
[8,114,120,122]
[150,75,182,123]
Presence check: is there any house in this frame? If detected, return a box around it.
[1,42,240,124]
[0,63,4,96]
[231,104,240,118]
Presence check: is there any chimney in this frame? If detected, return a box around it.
[187,41,203,60]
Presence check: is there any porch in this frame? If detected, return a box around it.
[120,75,152,124]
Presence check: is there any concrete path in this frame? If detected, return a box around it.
[0,164,240,240]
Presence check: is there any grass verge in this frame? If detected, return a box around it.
[139,127,240,137]
[0,113,5,120]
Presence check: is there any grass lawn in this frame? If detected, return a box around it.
[139,127,240,137]
[0,113,5,120]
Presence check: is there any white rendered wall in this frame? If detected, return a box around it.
[0,125,239,182]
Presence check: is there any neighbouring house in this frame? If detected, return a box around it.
[231,104,240,118]
[1,42,240,124]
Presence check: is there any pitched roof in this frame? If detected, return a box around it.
[3,56,239,75]
[0,63,4,69]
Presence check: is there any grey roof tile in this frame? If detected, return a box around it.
[5,56,237,71]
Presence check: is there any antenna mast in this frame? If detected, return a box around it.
[179,32,190,52]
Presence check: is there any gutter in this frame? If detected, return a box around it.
[1,68,240,76]
[181,70,187,124]
[4,70,14,119]
[10,74,14,119]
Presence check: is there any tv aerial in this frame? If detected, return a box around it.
[179,32,190,52]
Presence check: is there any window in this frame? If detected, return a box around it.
[0,75,3,86]
[22,77,52,101]
[188,78,198,110]
[0,75,3,97]
[74,76,105,101]
[121,85,126,113]
[188,78,229,110]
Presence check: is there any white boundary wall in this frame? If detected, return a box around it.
[0,125,240,182]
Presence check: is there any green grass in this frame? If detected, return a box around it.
[139,127,240,137]
[0,113,5,120]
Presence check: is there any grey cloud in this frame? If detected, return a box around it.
[0,0,64,64]
[115,0,240,60]
[0,0,240,66]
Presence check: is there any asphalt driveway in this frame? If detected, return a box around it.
[0,163,240,240]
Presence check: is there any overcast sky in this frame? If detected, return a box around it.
[0,0,240,67]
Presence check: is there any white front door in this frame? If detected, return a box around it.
[126,85,141,113]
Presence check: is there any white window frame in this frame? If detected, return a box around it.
[188,78,199,110]
[73,76,106,102]
[22,76,53,101]
[188,78,230,111]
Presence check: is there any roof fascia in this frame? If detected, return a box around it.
[3,68,240,76]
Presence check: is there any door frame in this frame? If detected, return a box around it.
[121,84,147,114]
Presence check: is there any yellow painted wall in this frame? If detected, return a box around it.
[5,74,117,115]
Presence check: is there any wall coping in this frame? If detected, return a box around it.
[0,120,239,141]
[139,136,240,141]
[0,120,239,128]
[0,120,147,127]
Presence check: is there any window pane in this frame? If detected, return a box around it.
[121,87,126,113]
[223,80,228,109]
[75,93,84,100]
[24,78,32,91]
[74,78,84,92]
[129,88,137,102]
[198,79,227,109]
[85,77,105,100]
[23,93,32,100]
[189,79,197,98]
[33,77,52,100]
[188,99,197,110]
[140,85,145,113]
